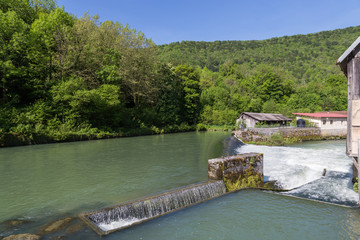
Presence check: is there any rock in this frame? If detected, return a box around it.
[0,219,34,233]
[40,218,73,234]
[1,219,33,228]
[3,234,40,240]
[53,236,66,240]
[263,181,284,190]
[65,221,86,235]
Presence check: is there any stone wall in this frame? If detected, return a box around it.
[208,153,264,191]
[279,128,321,138]
[243,127,321,137]
[233,127,345,145]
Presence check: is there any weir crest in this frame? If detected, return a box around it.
[81,181,227,235]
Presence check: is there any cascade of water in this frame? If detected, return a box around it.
[86,181,226,232]
[235,141,358,206]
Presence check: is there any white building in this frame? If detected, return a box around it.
[293,112,347,136]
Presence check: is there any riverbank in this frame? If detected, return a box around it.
[0,124,235,147]
[233,128,346,146]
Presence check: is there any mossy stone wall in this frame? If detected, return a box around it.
[208,153,264,191]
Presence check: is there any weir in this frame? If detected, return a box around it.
[79,152,263,236]
[80,181,227,236]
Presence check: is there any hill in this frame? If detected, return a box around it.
[157,26,360,82]
[155,27,360,125]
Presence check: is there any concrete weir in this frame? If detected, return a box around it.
[79,181,227,236]
[79,153,263,236]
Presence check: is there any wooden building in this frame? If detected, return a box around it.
[337,36,360,158]
[237,112,292,128]
[337,36,360,199]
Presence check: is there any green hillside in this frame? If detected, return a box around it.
[158,26,360,81]
[155,27,359,125]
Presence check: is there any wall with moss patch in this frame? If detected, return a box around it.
[208,153,264,191]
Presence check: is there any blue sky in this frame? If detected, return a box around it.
[56,0,360,45]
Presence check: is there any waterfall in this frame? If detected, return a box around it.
[86,181,226,232]
[235,141,358,206]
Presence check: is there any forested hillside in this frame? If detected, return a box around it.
[158,27,360,80]
[0,0,357,146]
[157,27,359,124]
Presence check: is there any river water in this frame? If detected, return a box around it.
[1,132,360,239]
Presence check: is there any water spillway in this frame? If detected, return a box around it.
[80,181,227,235]
[235,140,358,206]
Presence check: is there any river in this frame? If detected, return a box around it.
[1,132,360,239]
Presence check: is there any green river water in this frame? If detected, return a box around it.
[1,132,360,239]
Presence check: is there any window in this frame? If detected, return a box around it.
[323,120,326,125]
[330,120,333,125]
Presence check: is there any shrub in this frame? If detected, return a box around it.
[354,178,359,193]
[196,123,207,131]
[269,132,285,146]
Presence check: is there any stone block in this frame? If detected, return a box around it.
[208,153,264,191]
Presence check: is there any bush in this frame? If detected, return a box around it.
[269,132,285,146]
[196,123,207,131]
[354,178,359,193]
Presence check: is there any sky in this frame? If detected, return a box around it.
[56,0,360,45]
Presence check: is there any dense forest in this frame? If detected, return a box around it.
[0,0,356,145]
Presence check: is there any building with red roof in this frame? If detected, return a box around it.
[293,111,347,136]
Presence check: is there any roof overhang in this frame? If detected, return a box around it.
[337,36,360,76]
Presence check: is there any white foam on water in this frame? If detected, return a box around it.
[235,141,358,205]
[98,217,144,231]
[287,172,359,205]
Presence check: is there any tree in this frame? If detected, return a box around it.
[0,9,29,104]
[30,7,74,84]
[155,63,182,125]
[174,65,201,124]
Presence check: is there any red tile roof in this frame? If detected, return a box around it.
[293,112,347,118]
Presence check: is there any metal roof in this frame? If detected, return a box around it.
[337,36,360,75]
[293,112,347,118]
[337,36,360,64]
[241,112,292,121]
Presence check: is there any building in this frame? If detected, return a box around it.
[337,36,360,158]
[293,112,347,136]
[337,36,360,205]
[237,112,292,128]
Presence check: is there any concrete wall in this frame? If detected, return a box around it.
[243,117,257,128]
[236,117,258,128]
[321,128,347,137]
[320,117,347,130]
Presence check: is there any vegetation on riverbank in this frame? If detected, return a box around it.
[0,0,353,147]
